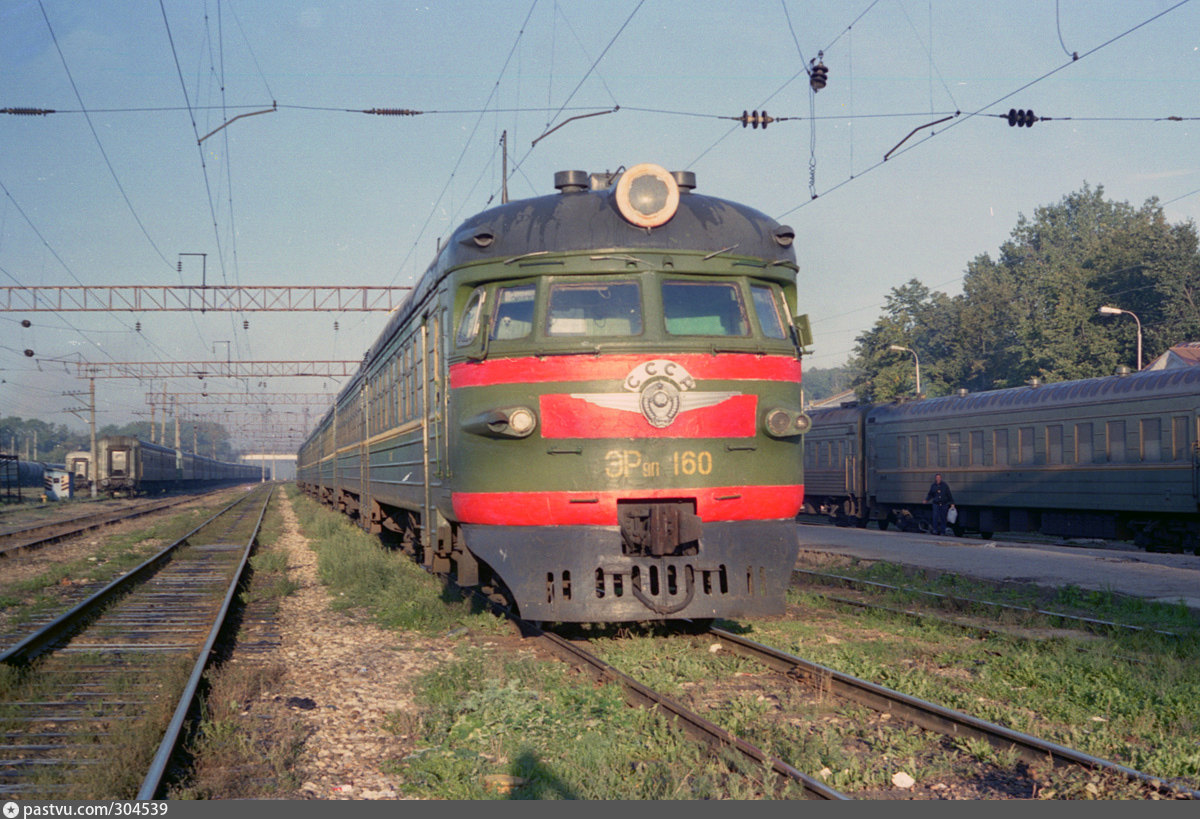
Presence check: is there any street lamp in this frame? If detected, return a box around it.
[888,344,921,395]
[1098,305,1142,370]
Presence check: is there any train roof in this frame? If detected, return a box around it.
[867,367,1200,423]
[805,404,867,424]
[96,436,251,469]
[439,170,797,270]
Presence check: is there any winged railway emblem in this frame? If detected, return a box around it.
[570,359,739,428]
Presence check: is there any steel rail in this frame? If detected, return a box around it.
[0,491,256,666]
[137,486,274,800]
[530,624,848,800]
[710,627,1199,800]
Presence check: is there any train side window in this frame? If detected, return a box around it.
[970,431,984,466]
[1141,418,1161,462]
[947,432,961,466]
[1019,427,1034,464]
[897,436,907,468]
[925,434,939,467]
[491,284,535,340]
[1107,420,1127,463]
[1075,423,1093,464]
[456,288,485,345]
[910,436,919,468]
[406,345,415,420]
[1172,416,1188,460]
[750,285,787,339]
[994,429,1009,466]
[1047,425,1063,464]
[663,281,749,336]
[548,281,642,336]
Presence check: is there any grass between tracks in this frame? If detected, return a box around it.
[748,555,1200,797]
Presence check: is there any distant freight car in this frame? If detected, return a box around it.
[93,436,260,495]
[801,367,1200,552]
[298,162,813,622]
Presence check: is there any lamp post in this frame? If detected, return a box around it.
[1098,305,1142,370]
[888,344,921,396]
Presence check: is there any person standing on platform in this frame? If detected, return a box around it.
[925,473,954,535]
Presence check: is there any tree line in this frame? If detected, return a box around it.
[807,184,1200,404]
[0,417,241,465]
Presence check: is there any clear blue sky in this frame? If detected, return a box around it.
[2,1,1198,448]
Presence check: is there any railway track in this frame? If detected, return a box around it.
[793,568,1184,638]
[0,485,274,799]
[0,491,229,559]
[521,617,1196,799]
[705,627,1197,799]
[528,622,846,800]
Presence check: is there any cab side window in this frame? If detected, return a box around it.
[456,288,485,346]
[750,285,787,339]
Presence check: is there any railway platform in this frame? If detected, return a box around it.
[795,523,1200,612]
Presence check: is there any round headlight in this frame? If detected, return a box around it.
[616,163,680,228]
[507,407,536,435]
[766,409,792,436]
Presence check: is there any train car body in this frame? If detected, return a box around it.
[94,436,259,495]
[799,405,869,526]
[14,460,64,488]
[66,450,92,492]
[802,368,1200,551]
[298,163,812,622]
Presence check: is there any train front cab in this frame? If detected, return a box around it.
[445,261,809,622]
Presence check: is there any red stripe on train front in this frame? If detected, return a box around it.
[538,394,757,438]
[452,485,804,525]
[450,353,801,389]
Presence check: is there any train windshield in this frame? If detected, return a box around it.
[547,281,642,336]
[490,283,535,340]
[662,280,749,336]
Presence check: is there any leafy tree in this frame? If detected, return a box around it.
[849,184,1200,397]
[848,279,958,402]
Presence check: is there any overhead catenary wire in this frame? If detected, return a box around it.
[776,0,1197,222]
[36,1,175,272]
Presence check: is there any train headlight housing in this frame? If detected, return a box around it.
[463,406,538,439]
[616,163,680,228]
[764,408,811,438]
[506,407,536,436]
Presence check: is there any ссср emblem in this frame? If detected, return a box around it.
[571,359,739,428]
